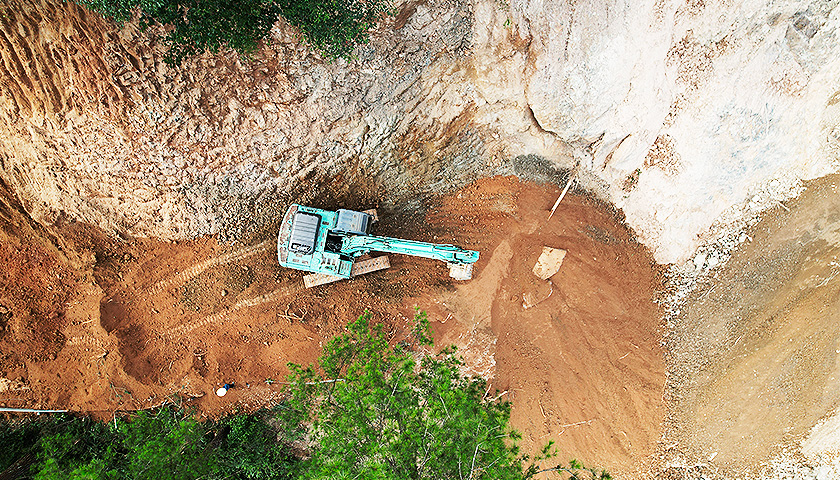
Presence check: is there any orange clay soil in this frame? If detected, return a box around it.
[0,176,665,478]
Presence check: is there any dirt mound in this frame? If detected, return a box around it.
[0,176,664,477]
[421,176,665,476]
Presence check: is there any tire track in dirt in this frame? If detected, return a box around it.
[162,283,302,339]
[65,336,110,348]
[65,335,112,360]
[148,240,271,295]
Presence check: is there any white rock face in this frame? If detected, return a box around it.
[803,412,840,475]
[479,0,840,263]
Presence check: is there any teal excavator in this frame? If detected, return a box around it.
[277,204,479,287]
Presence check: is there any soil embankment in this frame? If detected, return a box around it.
[423,177,665,476]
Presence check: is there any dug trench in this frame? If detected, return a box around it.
[0,175,665,478]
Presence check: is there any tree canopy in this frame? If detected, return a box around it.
[77,0,390,64]
[0,407,299,479]
[280,311,611,480]
[281,311,525,479]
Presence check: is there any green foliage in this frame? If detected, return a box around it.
[275,0,389,59]
[214,410,298,480]
[0,407,298,480]
[0,417,43,471]
[282,311,525,479]
[29,414,118,480]
[521,446,613,480]
[78,0,281,65]
[75,0,390,64]
[117,407,211,479]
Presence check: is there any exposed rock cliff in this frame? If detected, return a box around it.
[0,0,493,243]
[475,0,840,263]
[1,0,839,258]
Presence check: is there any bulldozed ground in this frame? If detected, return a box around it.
[0,175,665,478]
[3,0,840,477]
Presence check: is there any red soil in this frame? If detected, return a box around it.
[0,176,664,478]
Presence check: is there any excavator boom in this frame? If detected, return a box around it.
[340,235,479,265]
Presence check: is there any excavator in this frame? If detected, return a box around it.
[277,204,479,287]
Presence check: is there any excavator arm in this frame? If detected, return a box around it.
[340,234,479,280]
[340,235,476,263]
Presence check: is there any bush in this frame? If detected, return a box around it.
[214,410,298,480]
[275,0,389,59]
[32,415,118,479]
[0,417,46,473]
[0,407,299,479]
[117,407,211,480]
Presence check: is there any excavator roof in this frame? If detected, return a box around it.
[289,211,320,254]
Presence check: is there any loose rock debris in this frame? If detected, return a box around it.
[532,246,567,280]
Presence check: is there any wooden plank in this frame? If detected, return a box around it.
[351,256,390,276]
[548,168,576,220]
[304,272,343,288]
[303,256,391,288]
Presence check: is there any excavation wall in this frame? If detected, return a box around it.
[2,0,839,263]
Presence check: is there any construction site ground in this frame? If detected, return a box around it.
[0,175,665,478]
[660,174,840,479]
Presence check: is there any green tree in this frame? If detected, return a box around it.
[282,311,525,479]
[213,410,299,480]
[30,414,120,480]
[78,0,281,65]
[75,0,390,64]
[282,311,612,480]
[117,407,211,480]
[1,406,299,480]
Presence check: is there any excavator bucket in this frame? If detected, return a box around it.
[448,263,474,281]
[362,208,379,223]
